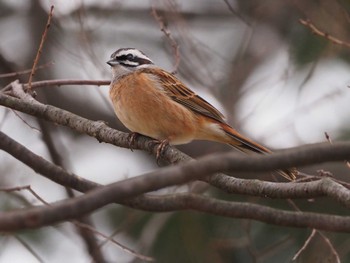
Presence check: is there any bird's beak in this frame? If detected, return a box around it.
[106,59,118,66]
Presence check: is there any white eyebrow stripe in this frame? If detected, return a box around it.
[116,49,153,62]
[120,60,139,66]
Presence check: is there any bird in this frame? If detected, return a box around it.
[107,47,297,181]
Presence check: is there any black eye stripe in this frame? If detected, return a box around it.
[115,54,152,66]
[117,54,130,61]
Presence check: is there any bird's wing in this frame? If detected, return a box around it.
[143,68,226,123]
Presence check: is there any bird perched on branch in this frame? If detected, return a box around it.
[107,47,297,181]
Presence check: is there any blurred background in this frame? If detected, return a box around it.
[0,0,350,262]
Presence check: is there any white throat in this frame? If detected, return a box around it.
[111,64,132,82]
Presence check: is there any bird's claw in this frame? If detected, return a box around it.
[156,139,169,164]
[128,132,139,152]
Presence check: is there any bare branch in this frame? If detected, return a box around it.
[0,62,53,78]
[0,83,187,164]
[222,0,251,26]
[15,235,45,263]
[1,128,350,205]
[1,81,350,233]
[28,5,54,89]
[129,194,350,233]
[204,173,350,208]
[299,19,350,48]
[1,129,350,232]
[5,82,350,173]
[151,7,180,73]
[38,118,106,263]
[0,130,98,193]
[72,221,154,262]
[1,189,350,233]
[25,79,110,89]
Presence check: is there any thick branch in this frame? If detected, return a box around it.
[0,86,187,164]
[0,185,349,232]
[1,129,350,203]
[203,174,350,208]
[1,131,350,232]
[129,194,350,232]
[0,131,97,192]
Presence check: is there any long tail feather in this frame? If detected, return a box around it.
[221,124,297,181]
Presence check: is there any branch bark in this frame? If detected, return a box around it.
[1,130,350,232]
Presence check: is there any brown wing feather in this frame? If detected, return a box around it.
[142,68,226,123]
[140,68,296,181]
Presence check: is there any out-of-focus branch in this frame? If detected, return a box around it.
[0,63,54,79]
[28,5,54,89]
[0,131,98,192]
[299,19,350,48]
[151,7,180,73]
[222,0,251,26]
[38,120,106,263]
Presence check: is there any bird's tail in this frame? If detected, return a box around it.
[221,124,297,181]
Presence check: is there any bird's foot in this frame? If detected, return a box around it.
[128,132,140,152]
[155,139,169,164]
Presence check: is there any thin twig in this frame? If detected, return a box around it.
[72,221,154,262]
[27,5,54,90]
[151,7,180,73]
[0,62,53,79]
[0,184,49,205]
[318,232,341,263]
[292,230,340,263]
[10,109,41,132]
[222,0,251,26]
[292,229,316,260]
[0,185,31,192]
[299,19,350,49]
[15,235,45,263]
[24,79,110,89]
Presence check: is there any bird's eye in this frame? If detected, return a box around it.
[126,54,134,60]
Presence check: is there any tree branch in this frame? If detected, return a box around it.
[2,80,350,232]
[1,129,350,204]
[0,186,349,233]
[25,79,110,89]
[128,194,350,233]
[28,5,54,89]
[1,130,350,232]
[299,19,350,49]
[0,81,189,164]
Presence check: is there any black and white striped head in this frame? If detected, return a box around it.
[107,48,154,80]
[107,48,154,68]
